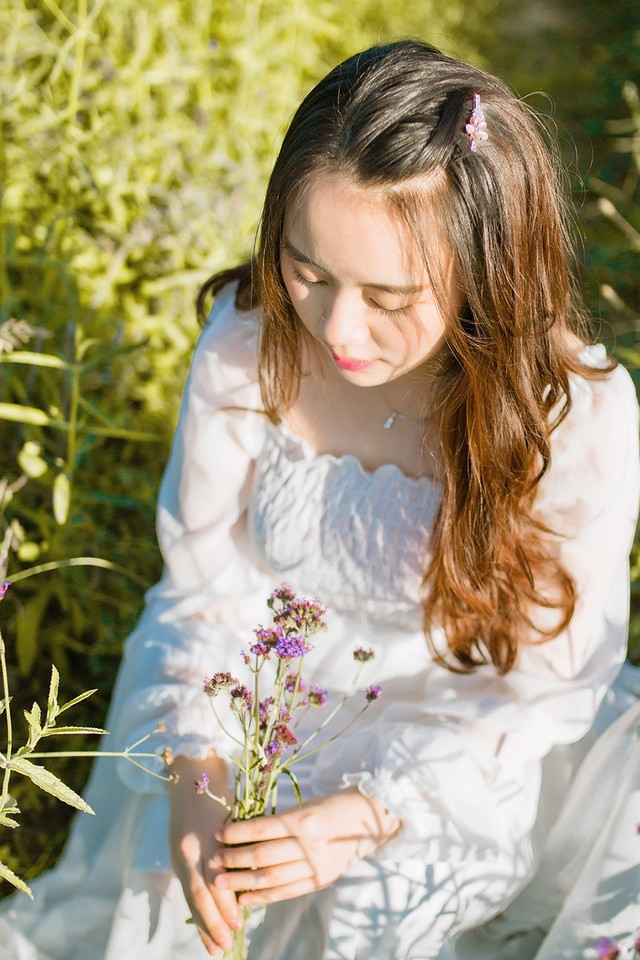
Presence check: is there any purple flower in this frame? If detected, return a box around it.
[194,772,209,794]
[285,673,306,693]
[365,684,382,702]
[230,684,253,709]
[274,598,328,636]
[265,740,280,757]
[353,647,375,662]
[203,672,237,697]
[250,640,271,656]
[595,938,620,960]
[274,634,313,659]
[307,685,329,708]
[267,583,297,609]
[0,581,11,601]
[240,650,251,665]
[259,696,274,726]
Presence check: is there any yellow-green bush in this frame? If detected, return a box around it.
[0,0,495,885]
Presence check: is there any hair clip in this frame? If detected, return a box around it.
[465,94,488,152]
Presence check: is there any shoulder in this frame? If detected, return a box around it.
[189,281,263,406]
[537,346,639,528]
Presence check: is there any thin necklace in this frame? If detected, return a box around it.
[383,410,429,430]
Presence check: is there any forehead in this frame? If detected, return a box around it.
[283,171,428,285]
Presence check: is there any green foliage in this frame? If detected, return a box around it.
[0,0,637,890]
[0,0,496,889]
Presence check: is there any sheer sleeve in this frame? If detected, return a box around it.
[109,282,270,793]
[343,350,640,865]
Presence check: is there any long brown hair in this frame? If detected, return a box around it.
[197,40,615,675]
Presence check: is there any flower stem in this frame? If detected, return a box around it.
[0,630,13,813]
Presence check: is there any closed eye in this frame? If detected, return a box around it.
[292,267,325,287]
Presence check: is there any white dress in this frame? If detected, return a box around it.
[1,281,639,960]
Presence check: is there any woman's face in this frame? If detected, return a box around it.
[280,171,461,388]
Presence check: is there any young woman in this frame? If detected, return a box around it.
[2,38,639,960]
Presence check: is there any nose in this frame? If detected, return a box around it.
[320,291,370,348]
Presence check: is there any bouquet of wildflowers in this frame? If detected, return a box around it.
[195,583,381,959]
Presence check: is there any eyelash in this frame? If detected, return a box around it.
[291,267,412,318]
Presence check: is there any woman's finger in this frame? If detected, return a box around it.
[214,856,314,893]
[217,814,290,846]
[213,837,301,870]
[202,862,244,930]
[188,874,237,956]
[237,875,322,907]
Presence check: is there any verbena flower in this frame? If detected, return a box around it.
[0,581,11,600]
[353,647,375,662]
[253,625,284,649]
[365,684,382,702]
[285,673,306,693]
[203,672,237,697]
[274,598,328,635]
[259,696,274,727]
[230,684,253,710]
[274,634,313,659]
[595,937,620,960]
[267,583,296,609]
[194,772,209,794]
[240,651,251,665]
[307,685,329,708]
[274,722,297,747]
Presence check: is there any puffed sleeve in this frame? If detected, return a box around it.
[344,348,640,866]
[109,282,271,793]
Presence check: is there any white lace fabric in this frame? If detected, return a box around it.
[1,281,639,960]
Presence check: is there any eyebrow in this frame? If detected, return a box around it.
[281,237,426,296]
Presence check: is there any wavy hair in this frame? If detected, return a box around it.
[197,40,615,675]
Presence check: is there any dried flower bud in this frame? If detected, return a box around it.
[0,582,11,601]
[365,685,382,702]
[274,599,327,635]
[203,672,237,697]
[156,721,166,733]
[194,772,209,794]
[161,746,174,767]
[353,647,375,662]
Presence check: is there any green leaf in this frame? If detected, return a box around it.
[53,472,71,525]
[57,687,98,715]
[0,861,33,899]
[9,757,94,814]
[0,403,62,427]
[16,590,50,676]
[281,767,303,807]
[42,725,107,736]
[0,351,68,369]
[46,665,60,726]
[17,441,48,478]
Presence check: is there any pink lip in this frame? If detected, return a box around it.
[331,352,373,371]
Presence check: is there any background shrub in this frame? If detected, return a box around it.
[0,0,637,886]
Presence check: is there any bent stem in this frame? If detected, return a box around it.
[0,630,13,813]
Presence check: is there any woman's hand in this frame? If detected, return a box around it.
[168,753,243,957]
[211,788,400,907]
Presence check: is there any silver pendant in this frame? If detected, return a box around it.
[383,414,396,430]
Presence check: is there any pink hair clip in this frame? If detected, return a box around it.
[465,93,488,152]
